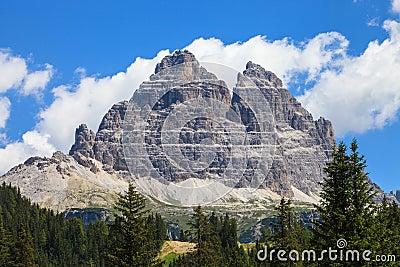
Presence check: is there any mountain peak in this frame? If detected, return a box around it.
[150,50,217,82]
[243,61,283,88]
[155,50,197,74]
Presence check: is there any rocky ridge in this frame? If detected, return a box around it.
[1,152,127,211]
[68,50,335,200]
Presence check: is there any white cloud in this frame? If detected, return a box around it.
[0,50,53,96]
[0,33,372,173]
[184,34,348,85]
[0,50,27,93]
[298,20,400,136]
[0,131,55,174]
[393,0,400,14]
[21,63,54,97]
[0,97,11,129]
[0,49,169,174]
[36,35,349,153]
[0,50,54,173]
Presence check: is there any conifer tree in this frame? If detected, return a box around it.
[0,208,13,267]
[12,225,36,267]
[313,139,376,266]
[271,197,304,266]
[314,142,351,247]
[372,197,400,266]
[179,229,188,242]
[189,206,223,266]
[106,183,160,267]
[346,140,376,251]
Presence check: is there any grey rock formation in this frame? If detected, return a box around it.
[69,124,99,172]
[243,61,283,88]
[69,50,335,199]
[396,190,400,202]
[93,101,129,172]
[239,61,335,196]
[69,101,129,173]
[70,124,95,158]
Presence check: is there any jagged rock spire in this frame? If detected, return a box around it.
[155,50,197,74]
[243,61,283,88]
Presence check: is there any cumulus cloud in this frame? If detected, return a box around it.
[0,50,54,96]
[0,49,170,174]
[0,50,55,173]
[0,131,55,174]
[298,20,400,135]
[0,50,27,93]
[21,64,54,97]
[0,97,11,129]
[184,33,348,85]
[393,0,400,14]
[35,35,350,153]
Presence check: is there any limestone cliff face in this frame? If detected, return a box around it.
[93,101,129,172]
[242,61,334,196]
[69,50,335,198]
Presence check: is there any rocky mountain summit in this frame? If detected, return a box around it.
[2,50,337,209]
[69,50,335,202]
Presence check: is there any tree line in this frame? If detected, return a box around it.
[1,139,400,266]
[0,182,166,266]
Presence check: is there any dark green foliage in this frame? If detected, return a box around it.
[178,229,188,242]
[269,197,309,266]
[105,183,163,267]
[313,139,386,267]
[170,207,250,267]
[0,182,109,266]
[0,181,168,267]
[0,207,13,267]
[371,198,400,266]
[1,138,399,267]
[12,225,36,267]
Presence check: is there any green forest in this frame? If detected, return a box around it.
[0,140,399,266]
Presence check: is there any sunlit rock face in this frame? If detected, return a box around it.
[69,50,335,203]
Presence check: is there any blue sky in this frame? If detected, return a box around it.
[0,0,399,192]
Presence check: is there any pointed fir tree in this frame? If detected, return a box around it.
[313,139,376,266]
[12,225,36,267]
[314,142,351,247]
[346,140,376,251]
[187,206,223,266]
[372,197,400,266]
[271,197,305,266]
[0,207,13,267]
[106,183,160,267]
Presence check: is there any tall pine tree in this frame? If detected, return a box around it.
[12,225,36,267]
[106,183,160,267]
[0,207,13,267]
[271,197,305,266]
[314,139,376,266]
